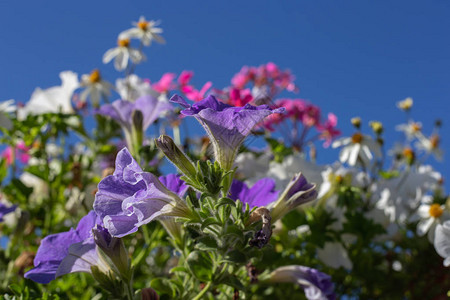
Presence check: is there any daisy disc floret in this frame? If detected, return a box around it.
[119,16,165,46]
[103,39,145,71]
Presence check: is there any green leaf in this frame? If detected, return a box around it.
[215,197,237,209]
[186,251,214,281]
[150,278,176,297]
[221,250,247,264]
[201,217,222,231]
[195,235,219,251]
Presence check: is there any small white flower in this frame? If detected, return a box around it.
[0,99,16,130]
[317,242,353,270]
[434,220,450,267]
[116,74,159,101]
[17,71,79,120]
[413,201,447,242]
[79,69,113,106]
[415,133,443,161]
[332,133,381,167]
[119,16,165,46]
[395,121,422,140]
[103,39,145,71]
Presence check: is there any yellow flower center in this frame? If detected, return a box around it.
[137,21,149,30]
[398,97,413,111]
[429,204,443,218]
[118,39,130,47]
[89,69,101,83]
[430,135,440,149]
[351,133,363,144]
[411,123,421,133]
[335,175,343,184]
[402,147,415,161]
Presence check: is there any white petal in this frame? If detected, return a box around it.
[103,48,119,64]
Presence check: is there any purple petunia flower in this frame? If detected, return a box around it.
[159,174,189,197]
[25,211,101,284]
[94,148,191,238]
[268,265,336,300]
[229,178,279,209]
[0,203,17,222]
[171,95,285,170]
[96,95,172,152]
[270,173,318,221]
[97,95,172,132]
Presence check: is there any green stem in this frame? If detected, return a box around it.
[192,281,212,300]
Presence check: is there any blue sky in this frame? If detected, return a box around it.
[0,1,449,189]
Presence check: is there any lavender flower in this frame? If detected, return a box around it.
[270,173,318,221]
[268,265,336,300]
[171,95,284,170]
[159,174,189,197]
[25,211,101,284]
[0,203,16,222]
[229,178,279,209]
[97,95,172,153]
[94,148,191,237]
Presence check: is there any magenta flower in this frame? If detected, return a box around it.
[25,211,101,284]
[94,148,190,237]
[2,141,30,166]
[181,81,213,102]
[152,73,176,93]
[317,113,341,148]
[171,94,285,170]
[178,70,194,87]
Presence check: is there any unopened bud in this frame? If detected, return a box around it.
[351,117,361,129]
[397,97,413,111]
[92,225,130,279]
[155,135,197,179]
[369,121,383,135]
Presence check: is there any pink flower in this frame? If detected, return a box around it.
[152,73,176,93]
[301,104,321,127]
[2,141,30,166]
[228,88,253,107]
[277,99,307,120]
[182,81,213,102]
[178,71,194,87]
[317,113,341,147]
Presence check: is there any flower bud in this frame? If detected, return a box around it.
[270,173,317,222]
[155,135,197,179]
[351,117,361,129]
[92,225,130,279]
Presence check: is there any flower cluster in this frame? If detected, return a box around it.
[0,16,448,300]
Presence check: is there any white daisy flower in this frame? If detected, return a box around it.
[119,16,165,46]
[395,121,422,140]
[434,220,450,267]
[17,71,79,120]
[79,69,114,106]
[415,133,443,161]
[102,39,145,71]
[412,201,447,242]
[332,133,382,167]
[116,74,159,101]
